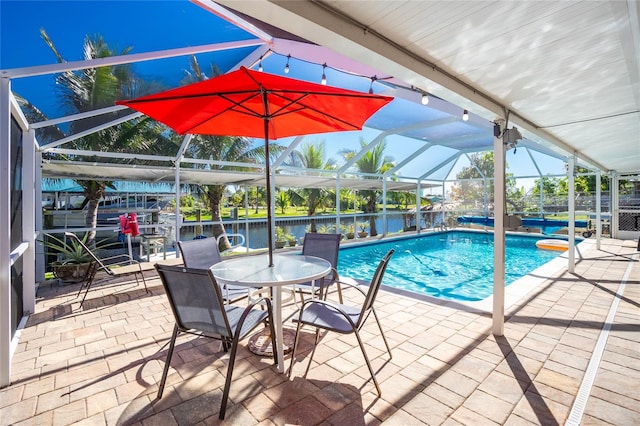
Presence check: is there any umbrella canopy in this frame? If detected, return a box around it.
[117,66,393,266]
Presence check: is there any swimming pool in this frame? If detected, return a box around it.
[338,231,564,302]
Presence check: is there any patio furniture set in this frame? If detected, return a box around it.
[71,231,395,420]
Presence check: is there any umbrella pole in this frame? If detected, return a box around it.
[264,118,274,267]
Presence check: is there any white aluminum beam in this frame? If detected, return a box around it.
[568,155,576,272]
[596,170,602,250]
[40,111,143,151]
[1,40,265,79]
[22,130,36,315]
[492,121,506,337]
[30,105,129,129]
[0,77,11,387]
[418,153,461,180]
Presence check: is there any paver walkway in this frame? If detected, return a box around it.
[1,237,638,425]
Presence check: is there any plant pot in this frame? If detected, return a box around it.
[288,240,297,247]
[52,262,91,283]
[346,232,355,239]
[275,241,286,249]
[357,232,368,238]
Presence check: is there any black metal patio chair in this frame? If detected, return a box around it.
[154,264,277,420]
[288,249,395,396]
[292,232,343,303]
[177,237,248,303]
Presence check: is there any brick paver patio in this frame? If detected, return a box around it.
[1,236,638,425]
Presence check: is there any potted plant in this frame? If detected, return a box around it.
[357,222,369,238]
[43,233,94,283]
[275,226,287,249]
[287,234,297,247]
[345,224,355,239]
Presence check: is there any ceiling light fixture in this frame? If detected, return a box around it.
[369,76,377,94]
[321,63,327,85]
[258,58,263,72]
[284,54,290,74]
[462,109,469,121]
[421,92,429,105]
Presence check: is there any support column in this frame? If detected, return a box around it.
[22,130,36,314]
[382,179,387,235]
[595,170,602,250]
[611,174,619,239]
[174,162,181,247]
[336,178,341,234]
[539,178,544,218]
[1,77,12,387]
[492,120,506,336]
[35,150,44,284]
[244,186,250,251]
[568,156,576,273]
[483,177,488,217]
[416,181,421,234]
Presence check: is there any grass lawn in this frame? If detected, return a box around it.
[181,205,413,221]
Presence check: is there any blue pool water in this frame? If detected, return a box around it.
[338,231,564,302]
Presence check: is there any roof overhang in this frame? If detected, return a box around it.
[211,0,640,174]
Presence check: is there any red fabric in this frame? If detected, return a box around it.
[116,66,392,139]
[119,213,140,237]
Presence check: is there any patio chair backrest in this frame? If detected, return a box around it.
[358,249,394,326]
[155,264,231,338]
[177,237,222,270]
[302,232,340,281]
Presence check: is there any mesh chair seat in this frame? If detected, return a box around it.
[296,300,361,333]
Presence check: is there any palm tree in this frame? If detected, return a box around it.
[340,138,394,236]
[39,29,173,247]
[287,142,336,232]
[189,135,267,250]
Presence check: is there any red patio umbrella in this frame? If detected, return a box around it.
[116,66,392,266]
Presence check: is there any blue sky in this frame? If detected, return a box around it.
[1,0,562,189]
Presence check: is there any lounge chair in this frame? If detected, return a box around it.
[154,264,277,419]
[288,249,395,396]
[64,232,151,307]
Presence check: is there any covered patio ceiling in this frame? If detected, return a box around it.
[211,0,640,175]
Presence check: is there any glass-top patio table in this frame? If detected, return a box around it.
[210,253,332,372]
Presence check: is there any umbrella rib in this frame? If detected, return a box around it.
[268,91,366,130]
[179,92,265,134]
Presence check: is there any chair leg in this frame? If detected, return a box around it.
[353,329,382,396]
[287,322,304,377]
[219,336,240,420]
[266,303,279,368]
[336,282,343,304]
[133,270,149,294]
[77,263,98,308]
[300,328,323,377]
[158,324,179,399]
[371,308,392,359]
